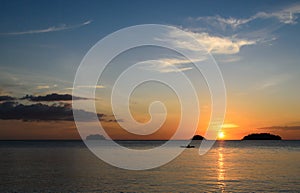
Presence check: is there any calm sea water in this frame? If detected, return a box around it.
[0,140,299,192]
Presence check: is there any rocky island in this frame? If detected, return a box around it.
[191,135,205,140]
[242,133,282,140]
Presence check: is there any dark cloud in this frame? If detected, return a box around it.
[0,101,113,122]
[258,126,300,131]
[0,95,15,101]
[21,93,86,102]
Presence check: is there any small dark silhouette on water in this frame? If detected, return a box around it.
[242,133,282,140]
[180,135,205,148]
[191,135,205,140]
[86,134,106,140]
[180,144,195,148]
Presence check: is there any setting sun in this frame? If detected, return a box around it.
[218,131,225,139]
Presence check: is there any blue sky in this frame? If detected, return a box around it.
[0,0,300,93]
[0,0,300,139]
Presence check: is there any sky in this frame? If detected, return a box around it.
[0,0,300,140]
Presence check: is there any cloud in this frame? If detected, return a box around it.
[0,68,74,97]
[188,15,252,30]
[66,85,105,90]
[255,74,290,90]
[188,4,300,29]
[0,95,15,101]
[253,5,300,24]
[217,56,242,63]
[138,58,196,73]
[258,126,300,131]
[0,20,92,35]
[192,32,256,54]
[77,85,105,89]
[0,101,113,122]
[21,93,87,101]
[222,123,239,128]
[36,85,50,89]
[168,29,256,54]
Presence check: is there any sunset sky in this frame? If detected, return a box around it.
[0,0,300,140]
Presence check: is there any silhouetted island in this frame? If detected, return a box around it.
[191,135,205,140]
[86,134,106,140]
[242,133,282,140]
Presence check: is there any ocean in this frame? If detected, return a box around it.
[0,140,299,192]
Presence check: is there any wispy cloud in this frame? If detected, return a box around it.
[188,4,300,30]
[0,20,92,35]
[183,4,300,57]
[188,15,252,30]
[66,85,105,90]
[258,125,300,131]
[167,29,256,55]
[192,32,256,54]
[222,123,239,128]
[138,58,197,73]
[256,74,290,90]
[77,85,105,89]
[0,67,74,97]
[253,4,300,25]
[217,56,242,63]
[36,85,50,90]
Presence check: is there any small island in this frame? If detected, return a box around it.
[242,133,282,140]
[191,135,205,140]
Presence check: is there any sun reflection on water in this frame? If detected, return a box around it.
[218,143,226,192]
